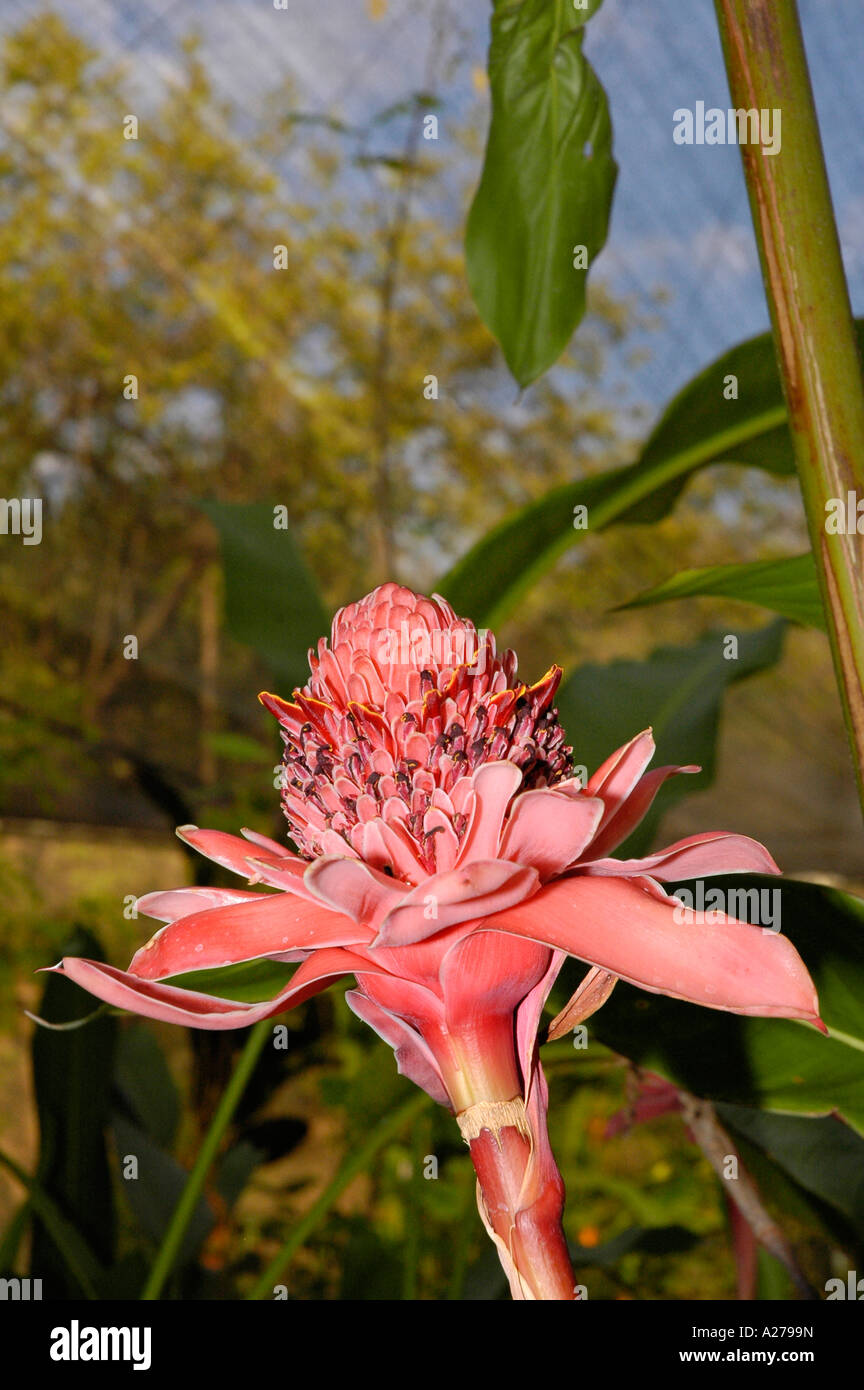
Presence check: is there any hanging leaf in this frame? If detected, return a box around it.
[166,957,295,1004]
[466,0,616,386]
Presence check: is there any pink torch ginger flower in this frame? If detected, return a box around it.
[52,584,822,1300]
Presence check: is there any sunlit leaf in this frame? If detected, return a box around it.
[618,553,824,630]
[466,0,616,385]
[437,321,864,628]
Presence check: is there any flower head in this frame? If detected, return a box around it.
[50,584,822,1299]
[261,583,570,873]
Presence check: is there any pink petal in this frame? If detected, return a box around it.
[46,948,371,1030]
[355,970,446,1031]
[129,893,370,981]
[499,789,604,879]
[519,1060,565,1215]
[605,1075,683,1137]
[515,951,565,1098]
[176,825,304,878]
[240,827,294,856]
[303,856,408,927]
[373,860,539,948]
[435,930,553,1103]
[423,806,460,873]
[587,730,655,817]
[136,887,268,923]
[242,855,329,903]
[320,829,361,859]
[582,831,780,881]
[484,875,822,1023]
[439,929,553,1030]
[455,762,523,865]
[583,762,699,859]
[345,989,451,1107]
[359,817,425,881]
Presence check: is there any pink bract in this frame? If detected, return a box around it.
[49,583,822,1300]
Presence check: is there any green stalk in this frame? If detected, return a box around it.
[714,0,864,813]
[140,1018,271,1301]
[246,1090,429,1300]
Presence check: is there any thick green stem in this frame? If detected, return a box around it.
[714,0,864,814]
[141,1018,271,1300]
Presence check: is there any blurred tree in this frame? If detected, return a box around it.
[0,11,634,829]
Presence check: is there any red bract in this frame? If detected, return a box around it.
[51,584,822,1299]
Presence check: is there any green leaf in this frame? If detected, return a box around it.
[619,553,824,630]
[166,957,295,1003]
[755,1248,795,1299]
[111,1114,213,1267]
[246,1089,430,1299]
[114,1024,181,1149]
[30,928,117,1297]
[556,623,785,855]
[717,1105,864,1247]
[466,0,616,386]
[587,874,864,1138]
[200,501,328,691]
[438,464,676,628]
[436,320,864,628]
[0,1146,105,1299]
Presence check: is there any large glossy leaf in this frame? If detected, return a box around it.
[556,623,785,855]
[200,501,328,691]
[30,928,117,1297]
[111,1114,213,1267]
[466,0,616,386]
[618,553,824,630]
[730,1129,864,1267]
[113,1024,181,1150]
[585,874,864,1138]
[717,1105,864,1248]
[167,957,295,1003]
[437,320,864,628]
[438,462,682,629]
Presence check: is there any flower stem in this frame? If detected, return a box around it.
[714,0,864,813]
[467,1122,577,1300]
[141,1018,271,1300]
